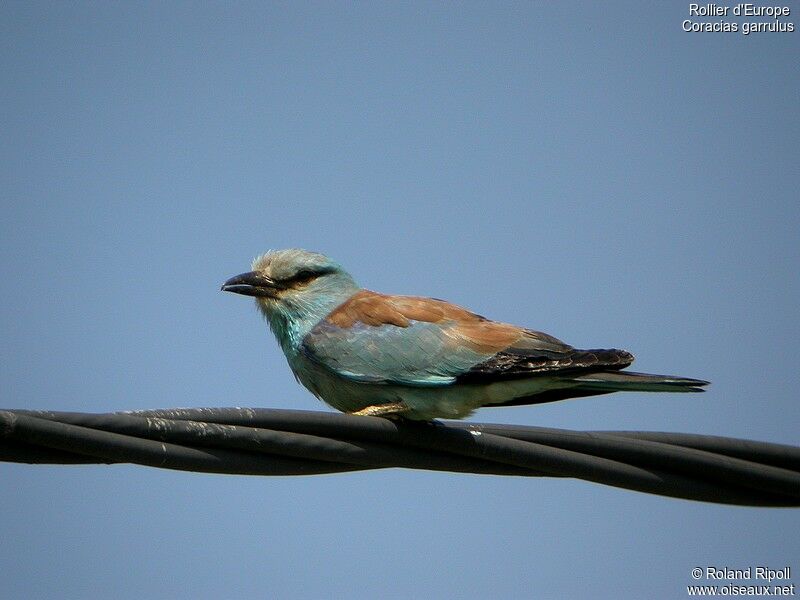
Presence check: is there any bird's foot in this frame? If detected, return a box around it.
[350,402,410,418]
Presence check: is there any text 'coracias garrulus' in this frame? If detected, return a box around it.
[222,249,708,420]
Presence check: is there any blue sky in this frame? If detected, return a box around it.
[1,2,798,598]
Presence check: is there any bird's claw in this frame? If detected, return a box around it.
[350,402,410,418]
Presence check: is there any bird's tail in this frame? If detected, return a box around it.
[487,371,709,408]
[569,371,709,393]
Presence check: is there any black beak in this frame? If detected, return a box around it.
[221,271,281,297]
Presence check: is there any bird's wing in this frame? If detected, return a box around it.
[301,290,633,386]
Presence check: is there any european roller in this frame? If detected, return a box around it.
[222,249,708,420]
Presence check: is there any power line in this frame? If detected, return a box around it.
[1,408,798,506]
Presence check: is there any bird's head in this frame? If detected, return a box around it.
[222,249,359,328]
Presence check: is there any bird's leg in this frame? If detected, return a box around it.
[350,402,410,418]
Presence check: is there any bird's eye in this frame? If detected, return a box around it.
[290,270,320,285]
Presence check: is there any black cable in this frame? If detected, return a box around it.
[1,408,798,506]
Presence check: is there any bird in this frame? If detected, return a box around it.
[221,249,708,420]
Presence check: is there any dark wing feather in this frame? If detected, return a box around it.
[456,345,634,383]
